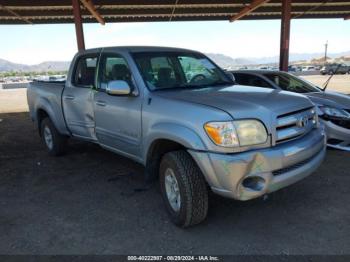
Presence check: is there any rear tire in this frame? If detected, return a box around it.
[159,150,208,228]
[40,117,67,156]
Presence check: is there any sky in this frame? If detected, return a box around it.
[0,19,349,65]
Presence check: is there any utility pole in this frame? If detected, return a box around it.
[324,40,328,65]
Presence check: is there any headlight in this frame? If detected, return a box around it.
[234,120,268,146]
[319,106,350,119]
[204,120,267,147]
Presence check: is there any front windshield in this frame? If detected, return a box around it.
[132,51,232,91]
[264,73,321,93]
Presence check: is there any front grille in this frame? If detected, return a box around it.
[276,107,317,144]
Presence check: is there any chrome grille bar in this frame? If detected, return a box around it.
[276,107,317,143]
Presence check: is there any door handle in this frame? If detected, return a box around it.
[96,101,106,107]
[64,95,75,100]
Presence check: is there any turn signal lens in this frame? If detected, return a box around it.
[204,122,239,147]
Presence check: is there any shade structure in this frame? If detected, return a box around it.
[1,0,349,71]
[1,0,350,24]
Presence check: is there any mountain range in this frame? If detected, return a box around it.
[1,50,350,72]
[207,50,350,67]
[0,59,70,72]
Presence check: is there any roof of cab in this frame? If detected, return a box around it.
[79,46,200,54]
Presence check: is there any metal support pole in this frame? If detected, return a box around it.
[72,0,85,51]
[324,40,328,65]
[279,0,291,71]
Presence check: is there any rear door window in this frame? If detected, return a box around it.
[73,56,98,88]
[234,73,272,88]
[233,73,251,85]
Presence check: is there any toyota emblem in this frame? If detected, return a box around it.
[298,116,309,127]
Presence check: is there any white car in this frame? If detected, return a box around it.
[302,66,316,71]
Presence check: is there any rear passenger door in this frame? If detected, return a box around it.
[93,52,142,159]
[63,51,99,140]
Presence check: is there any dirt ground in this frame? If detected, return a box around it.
[0,89,28,113]
[0,77,349,255]
[0,112,349,255]
[303,74,350,94]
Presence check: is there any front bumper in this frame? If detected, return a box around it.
[189,128,326,201]
[323,119,350,151]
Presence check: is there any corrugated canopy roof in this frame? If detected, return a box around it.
[0,0,350,24]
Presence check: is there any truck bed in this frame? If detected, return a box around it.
[27,81,69,135]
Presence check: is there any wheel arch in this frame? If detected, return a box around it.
[145,138,187,181]
[143,123,207,180]
[34,97,69,136]
[36,108,50,135]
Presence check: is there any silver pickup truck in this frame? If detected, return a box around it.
[28,46,326,227]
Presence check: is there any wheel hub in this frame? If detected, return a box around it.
[164,168,181,212]
[43,126,53,150]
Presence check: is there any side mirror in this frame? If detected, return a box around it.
[225,72,236,84]
[106,80,131,96]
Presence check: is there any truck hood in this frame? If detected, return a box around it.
[154,85,313,132]
[306,91,350,109]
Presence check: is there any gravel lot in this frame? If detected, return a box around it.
[0,75,349,255]
[303,74,350,94]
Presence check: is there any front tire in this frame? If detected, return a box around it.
[40,117,67,156]
[159,151,208,228]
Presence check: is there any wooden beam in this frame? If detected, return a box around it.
[0,5,32,24]
[279,0,291,71]
[79,0,105,25]
[169,0,179,21]
[229,0,270,22]
[72,0,85,51]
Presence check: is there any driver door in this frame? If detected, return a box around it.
[93,52,142,159]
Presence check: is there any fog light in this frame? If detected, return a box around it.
[242,176,266,191]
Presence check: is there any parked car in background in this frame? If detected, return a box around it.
[27,46,326,227]
[288,66,303,72]
[231,70,350,151]
[302,66,316,72]
[288,65,297,72]
[258,66,270,70]
[320,63,350,75]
